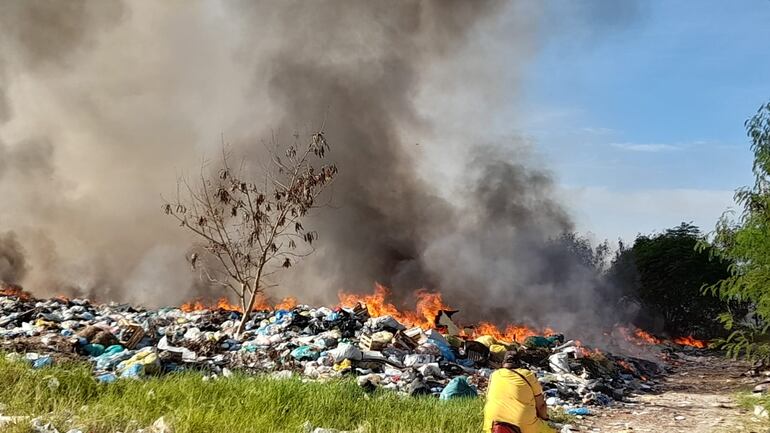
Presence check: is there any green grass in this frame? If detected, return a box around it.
[0,356,573,433]
[736,391,770,413]
[727,392,770,431]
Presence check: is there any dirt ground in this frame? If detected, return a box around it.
[570,353,767,433]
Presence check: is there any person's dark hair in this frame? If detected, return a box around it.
[502,351,519,369]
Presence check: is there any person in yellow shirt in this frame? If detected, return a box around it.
[483,351,555,433]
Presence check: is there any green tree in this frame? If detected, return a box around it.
[705,101,770,362]
[560,232,611,272]
[607,223,732,337]
[604,239,638,299]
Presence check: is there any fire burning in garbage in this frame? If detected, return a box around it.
[575,340,603,357]
[180,296,298,313]
[178,283,710,352]
[338,283,449,331]
[673,335,707,348]
[337,283,550,343]
[0,285,711,408]
[633,329,662,345]
[617,359,636,374]
[342,285,560,345]
[615,326,663,347]
[468,322,552,345]
[611,326,710,350]
[0,283,31,301]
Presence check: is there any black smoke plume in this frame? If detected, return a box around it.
[0,1,642,337]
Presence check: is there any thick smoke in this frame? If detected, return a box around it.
[0,0,212,304]
[0,1,640,337]
[246,1,506,297]
[0,232,27,283]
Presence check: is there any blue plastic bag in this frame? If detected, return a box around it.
[457,358,475,367]
[431,339,456,362]
[439,376,477,400]
[290,345,319,361]
[120,363,144,379]
[84,343,106,356]
[104,345,125,355]
[97,373,118,383]
[567,407,591,416]
[95,347,131,371]
[274,310,292,323]
[32,356,53,369]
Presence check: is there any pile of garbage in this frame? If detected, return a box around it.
[0,289,667,409]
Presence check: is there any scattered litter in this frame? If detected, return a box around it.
[566,407,591,416]
[32,355,54,369]
[149,416,174,433]
[439,376,477,400]
[0,290,667,405]
[0,415,30,428]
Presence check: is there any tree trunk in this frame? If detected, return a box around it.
[236,278,261,336]
[236,292,254,336]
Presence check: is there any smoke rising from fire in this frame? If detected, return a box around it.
[0,1,641,338]
[0,232,27,283]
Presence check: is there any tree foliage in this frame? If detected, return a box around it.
[705,101,770,362]
[164,131,337,335]
[608,223,732,337]
[556,232,611,272]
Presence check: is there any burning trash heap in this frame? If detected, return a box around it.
[0,283,689,410]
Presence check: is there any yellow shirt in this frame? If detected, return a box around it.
[483,368,553,433]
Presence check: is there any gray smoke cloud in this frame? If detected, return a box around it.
[0,232,27,283]
[0,1,641,337]
[248,1,506,296]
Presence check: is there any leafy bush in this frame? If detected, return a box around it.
[704,101,770,362]
[607,223,733,338]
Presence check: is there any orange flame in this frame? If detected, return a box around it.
[616,326,662,346]
[217,298,242,312]
[180,295,298,313]
[180,299,207,312]
[0,283,31,300]
[338,283,450,330]
[338,283,546,342]
[274,297,299,311]
[470,322,545,344]
[575,340,603,357]
[674,335,707,348]
[617,359,635,373]
[634,329,662,345]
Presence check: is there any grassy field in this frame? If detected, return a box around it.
[0,355,493,433]
[0,356,573,433]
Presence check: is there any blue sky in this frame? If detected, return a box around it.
[511,1,770,242]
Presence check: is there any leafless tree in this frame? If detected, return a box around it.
[163,131,337,335]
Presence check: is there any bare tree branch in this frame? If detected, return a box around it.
[163,129,337,336]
